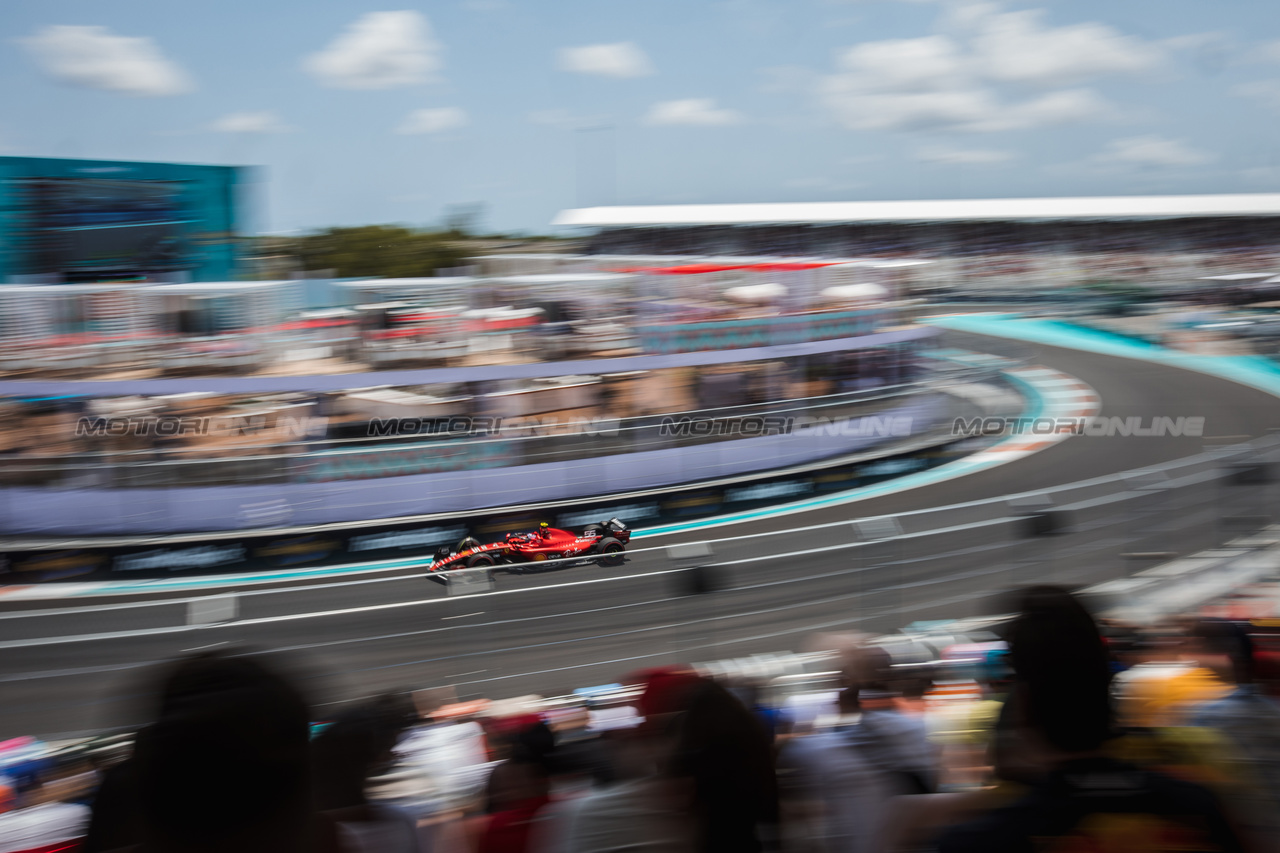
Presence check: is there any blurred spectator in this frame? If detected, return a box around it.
[778,643,935,853]
[312,702,421,853]
[125,651,315,853]
[0,771,91,853]
[542,667,702,853]
[393,698,494,816]
[841,646,937,796]
[1112,623,1233,729]
[541,705,611,790]
[935,587,1244,853]
[477,719,555,853]
[927,647,1011,791]
[83,758,139,853]
[1186,620,1280,850]
[777,678,882,853]
[723,677,781,744]
[670,679,778,853]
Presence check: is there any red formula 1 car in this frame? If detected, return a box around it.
[428,518,631,575]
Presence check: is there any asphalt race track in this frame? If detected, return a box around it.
[2,331,1279,739]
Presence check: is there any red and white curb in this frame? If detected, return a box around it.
[981,365,1101,460]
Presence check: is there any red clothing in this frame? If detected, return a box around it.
[477,796,550,853]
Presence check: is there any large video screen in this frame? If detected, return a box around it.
[35,178,191,276]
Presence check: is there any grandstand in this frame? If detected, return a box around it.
[553,194,1280,291]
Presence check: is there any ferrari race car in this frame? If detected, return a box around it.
[428,518,631,574]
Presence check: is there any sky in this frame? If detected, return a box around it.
[4,0,1280,235]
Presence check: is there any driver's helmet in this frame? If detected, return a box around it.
[538,522,550,538]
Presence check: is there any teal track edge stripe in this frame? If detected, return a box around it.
[926,313,1280,399]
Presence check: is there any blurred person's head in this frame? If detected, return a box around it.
[481,716,558,813]
[631,666,702,724]
[837,642,897,711]
[1190,619,1254,685]
[894,673,932,702]
[669,679,778,853]
[847,643,894,690]
[510,718,556,770]
[134,651,312,852]
[1005,586,1114,756]
[368,691,417,735]
[312,704,405,811]
[483,712,545,762]
[606,666,702,780]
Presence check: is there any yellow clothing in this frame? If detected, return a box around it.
[1114,664,1233,729]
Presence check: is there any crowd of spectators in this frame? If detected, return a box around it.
[585,221,1280,263]
[2,585,1278,853]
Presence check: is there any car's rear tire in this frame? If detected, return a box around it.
[597,537,625,567]
[457,537,481,553]
[466,553,495,568]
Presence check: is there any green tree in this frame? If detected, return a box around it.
[293,225,467,278]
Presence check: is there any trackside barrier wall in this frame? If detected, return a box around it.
[0,395,950,537]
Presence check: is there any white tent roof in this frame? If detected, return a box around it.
[553,194,1280,227]
[821,283,888,300]
[724,283,787,303]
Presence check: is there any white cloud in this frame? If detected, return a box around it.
[645,98,743,126]
[305,11,441,89]
[833,36,968,94]
[971,9,1163,86]
[22,25,191,96]
[1012,88,1112,126]
[915,144,1013,165]
[824,86,996,132]
[943,1,1002,32]
[397,106,468,134]
[558,42,653,78]
[819,5,1160,134]
[821,78,1109,133]
[1094,135,1214,167]
[211,111,292,133]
